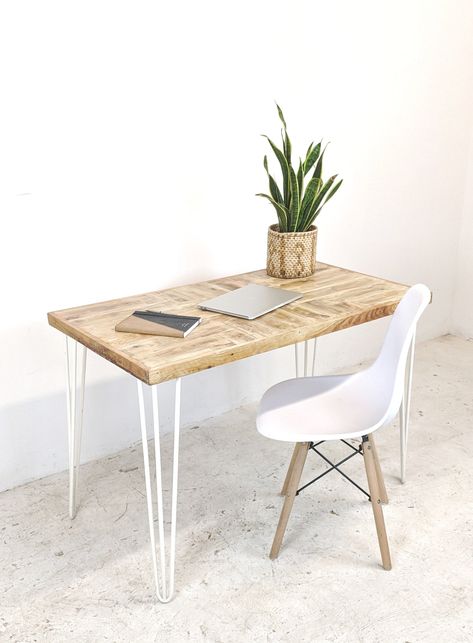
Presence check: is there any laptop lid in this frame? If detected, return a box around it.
[199,284,302,320]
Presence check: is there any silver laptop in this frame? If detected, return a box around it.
[199,284,302,320]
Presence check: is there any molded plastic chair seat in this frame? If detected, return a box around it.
[258,371,390,442]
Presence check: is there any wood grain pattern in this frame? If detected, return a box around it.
[363,436,392,570]
[47,263,409,385]
[368,433,388,504]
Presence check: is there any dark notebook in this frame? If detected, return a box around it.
[115,310,202,338]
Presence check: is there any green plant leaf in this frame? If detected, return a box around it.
[256,192,288,231]
[262,135,290,207]
[299,176,323,225]
[276,103,287,129]
[282,128,292,165]
[269,175,283,204]
[263,157,284,204]
[297,158,304,196]
[303,142,313,173]
[276,105,292,165]
[311,179,343,220]
[288,165,300,231]
[313,143,329,181]
[264,155,280,202]
[312,174,337,209]
[304,141,321,176]
[302,175,340,229]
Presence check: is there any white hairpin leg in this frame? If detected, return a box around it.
[65,337,87,519]
[294,344,300,377]
[310,337,318,376]
[400,333,415,483]
[294,338,318,377]
[137,378,181,603]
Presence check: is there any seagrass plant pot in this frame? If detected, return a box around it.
[266,224,317,279]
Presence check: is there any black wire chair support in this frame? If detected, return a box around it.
[296,438,371,500]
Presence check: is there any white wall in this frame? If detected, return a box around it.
[1,0,473,492]
[453,121,473,337]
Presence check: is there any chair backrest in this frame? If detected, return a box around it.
[368,284,431,427]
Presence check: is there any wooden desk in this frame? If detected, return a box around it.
[48,263,408,602]
[48,263,407,384]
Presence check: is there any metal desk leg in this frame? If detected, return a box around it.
[400,333,415,483]
[294,338,318,377]
[65,337,87,519]
[137,378,181,603]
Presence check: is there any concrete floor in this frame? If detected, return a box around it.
[1,335,472,643]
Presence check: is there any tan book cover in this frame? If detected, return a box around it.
[115,311,201,338]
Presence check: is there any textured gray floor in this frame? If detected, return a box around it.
[1,335,472,642]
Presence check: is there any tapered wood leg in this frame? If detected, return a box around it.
[362,437,392,570]
[368,434,388,504]
[270,442,310,560]
[280,444,300,496]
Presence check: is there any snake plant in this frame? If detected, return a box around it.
[257,105,342,232]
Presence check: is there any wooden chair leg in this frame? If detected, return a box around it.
[280,443,300,496]
[368,434,388,504]
[270,442,310,560]
[362,436,392,570]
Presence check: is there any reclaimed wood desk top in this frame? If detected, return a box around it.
[48,263,409,385]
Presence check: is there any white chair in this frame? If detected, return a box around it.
[256,284,430,568]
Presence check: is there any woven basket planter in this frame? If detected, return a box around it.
[266,224,317,279]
